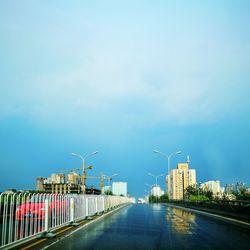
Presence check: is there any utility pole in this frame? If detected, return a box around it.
[71,151,98,193]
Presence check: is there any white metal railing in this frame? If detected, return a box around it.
[0,193,132,248]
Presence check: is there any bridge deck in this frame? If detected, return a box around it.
[27,204,250,249]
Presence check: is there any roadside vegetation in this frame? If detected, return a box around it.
[232,187,250,200]
[184,186,213,201]
[148,194,169,203]
[104,190,113,195]
[184,185,250,201]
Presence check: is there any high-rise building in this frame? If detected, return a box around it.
[200,180,221,194]
[225,184,234,194]
[225,182,246,194]
[235,182,246,193]
[112,182,127,196]
[169,163,196,200]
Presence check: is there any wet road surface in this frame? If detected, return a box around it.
[46,204,250,250]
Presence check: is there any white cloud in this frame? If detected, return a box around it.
[1,0,250,133]
[1,56,248,133]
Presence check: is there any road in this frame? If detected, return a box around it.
[45,204,250,250]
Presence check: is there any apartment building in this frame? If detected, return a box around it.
[168,163,196,200]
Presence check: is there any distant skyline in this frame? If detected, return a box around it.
[1,1,250,197]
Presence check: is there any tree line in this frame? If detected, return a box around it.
[147,185,250,203]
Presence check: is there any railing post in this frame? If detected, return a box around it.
[39,199,56,238]
[70,197,74,222]
[108,196,110,211]
[44,199,49,232]
[69,197,79,226]
[95,197,98,214]
[86,197,89,217]
[102,196,105,212]
[86,196,94,220]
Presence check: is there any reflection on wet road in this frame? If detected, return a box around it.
[47,204,250,250]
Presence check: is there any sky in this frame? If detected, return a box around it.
[0,0,250,198]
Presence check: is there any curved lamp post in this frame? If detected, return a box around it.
[153,150,181,196]
[145,183,154,195]
[148,173,163,202]
[148,173,163,186]
[153,150,181,176]
[145,183,153,188]
[71,151,98,193]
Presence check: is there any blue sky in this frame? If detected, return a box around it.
[0,1,250,197]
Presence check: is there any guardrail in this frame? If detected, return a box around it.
[169,199,250,211]
[0,193,132,248]
[169,199,250,222]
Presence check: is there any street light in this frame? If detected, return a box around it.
[153,150,181,197]
[148,173,163,186]
[148,174,163,203]
[153,150,181,176]
[197,182,202,198]
[145,183,153,195]
[71,151,98,193]
[145,183,153,188]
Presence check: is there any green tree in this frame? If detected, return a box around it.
[185,185,213,201]
[202,190,213,200]
[148,195,157,203]
[189,195,209,201]
[104,190,113,195]
[232,187,250,200]
[159,194,169,203]
[184,185,197,199]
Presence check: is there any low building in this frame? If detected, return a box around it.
[36,177,45,191]
[151,185,164,197]
[103,185,112,193]
[112,182,127,196]
[43,183,82,194]
[37,172,83,193]
[67,172,80,185]
[200,180,221,195]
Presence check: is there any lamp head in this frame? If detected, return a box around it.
[176,151,182,154]
[153,150,159,153]
[71,153,77,156]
